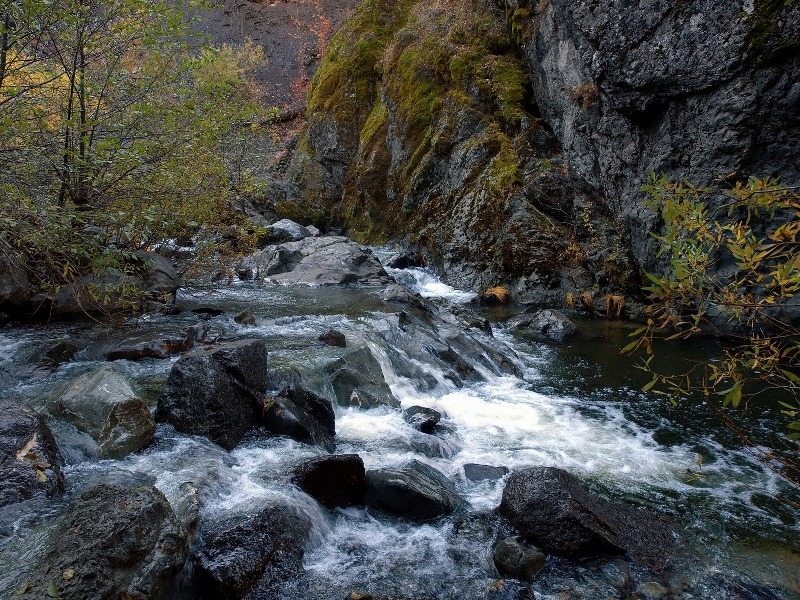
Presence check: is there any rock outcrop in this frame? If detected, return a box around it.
[0,400,64,507]
[22,484,187,600]
[499,467,675,569]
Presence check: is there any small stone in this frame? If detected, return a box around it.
[492,537,546,581]
[234,308,257,326]
[403,406,441,433]
[464,463,509,481]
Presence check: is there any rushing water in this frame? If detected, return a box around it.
[0,262,798,599]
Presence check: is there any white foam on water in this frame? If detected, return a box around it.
[389,267,476,303]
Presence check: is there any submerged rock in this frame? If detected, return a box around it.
[365,460,459,521]
[194,505,310,600]
[507,309,577,343]
[0,400,65,507]
[49,366,155,458]
[464,464,509,482]
[234,308,257,326]
[23,484,186,600]
[492,537,546,582]
[499,467,674,569]
[326,346,399,408]
[484,580,537,600]
[156,339,269,450]
[236,236,391,286]
[403,406,441,433]
[292,454,366,508]
[262,386,336,452]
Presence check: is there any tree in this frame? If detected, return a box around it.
[624,173,800,486]
[0,0,270,304]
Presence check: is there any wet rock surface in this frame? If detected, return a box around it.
[156,338,269,450]
[49,366,155,458]
[263,385,336,452]
[499,467,675,569]
[293,454,366,508]
[319,328,347,347]
[507,309,577,343]
[464,464,509,482]
[327,347,399,409]
[484,580,537,600]
[403,406,441,434]
[0,400,64,507]
[21,484,186,600]
[492,537,546,582]
[365,459,459,521]
[193,505,310,600]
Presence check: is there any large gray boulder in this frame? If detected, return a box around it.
[0,249,30,307]
[193,505,310,600]
[22,484,187,600]
[364,460,459,521]
[499,467,675,569]
[49,366,155,459]
[236,236,391,286]
[265,218,311,243]
[0,400,64,507]
[522,0,800,275]
[326,347,399,409]
[156,339,269,450]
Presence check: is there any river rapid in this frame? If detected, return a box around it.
[0,260,798,599]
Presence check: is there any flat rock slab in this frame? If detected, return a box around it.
[499,467,675,569]
[241,236,391,286]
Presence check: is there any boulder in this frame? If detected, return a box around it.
[105,324,207,361]
[0,249,30,307]
[326,347,399,409]
[507,309,577,343]
[136,251,180,302]
[292,454,366,508]
[156,339,269,450]
[0,400,64,507]
[262,386,336,452]
[319,329,347,347]
[403,406,441,433]
[464,464,509,482]
[364,460,459,521]
[236,236,391,286]
[193,505,310,600]
[485,580,536,600]
[492,537,546,582]
[266,218,311,243]
[234,308,257,326]
[22,484,187,600]
[39,340,81,369]
[381,284,430,311]
[498,467,675,569]
[49,366,155,459]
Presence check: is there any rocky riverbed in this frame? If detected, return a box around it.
[0,233,798,599]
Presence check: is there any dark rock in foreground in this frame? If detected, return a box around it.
[236,236,391,286]
[403,406,441,433]
[24,484,186,600]
[464,463,509,482]
[263,386,336,452]
[365,460,459,521]
[492,537,546,582]
[507,309,577,343]
[194,505,310,600]
[293,454,366,508]
[499,467,674,569]
[326,347,399,408]
[0,400,64,507]
[156,339,269,450]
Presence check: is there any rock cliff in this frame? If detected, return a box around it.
[287,0,800,302]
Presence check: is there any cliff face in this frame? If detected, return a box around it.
[287,0,800,300]
[521,0,800,274]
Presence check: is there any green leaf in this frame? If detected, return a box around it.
[620,340,640,354]
[780,369,800,384]
[722,384,742,408]
[47,581,58,598]
[642,377,658,392]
